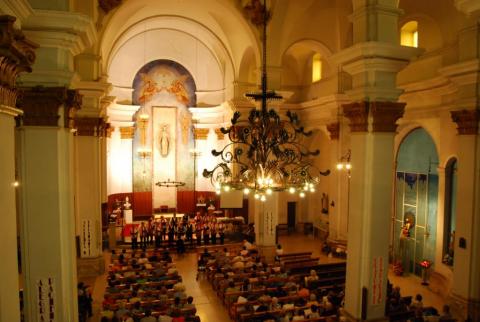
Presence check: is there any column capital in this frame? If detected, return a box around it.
[343,101,369,132]
[18,86,82,128]
[0,15,37,109]
[75,116,106,137]
[119,126,134,139]
[451,109,479,135]
[326,122,340,140]
[194,128,210,140]
[343,101,405,133]
[370,101,405,132]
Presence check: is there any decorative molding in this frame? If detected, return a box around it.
[451,109,479,135]
[370,101,405,132]
[0,15,37,109]
[75,116,105,136]
[326,122,339,140]
[342,101,369,132]
[23,10,96,55]
[119,126,134,139]
[98,0,123,14]
[194,128,209,140]
[342,101,405,133]
[214,128,224,140]
[18,86,82,128]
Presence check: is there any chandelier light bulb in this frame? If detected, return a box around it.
[260,195,266,202]
[258,178,263,185]
[336,163,344,170]
[310,188,315,193]
[254,193,260,199]
[289,187,295,194]
[266,188,273,195]
[346,163,352,170]
[243,188,250,195]
[12,181,19,187]
[224,185,230,192]
[216,190,221,195]
[299,192,306,198]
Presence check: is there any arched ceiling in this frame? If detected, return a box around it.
[98,0,261,80]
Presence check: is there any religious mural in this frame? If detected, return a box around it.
[132,59,196,107]
[131,60,196,210]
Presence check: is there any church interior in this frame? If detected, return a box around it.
[1,0,479,321]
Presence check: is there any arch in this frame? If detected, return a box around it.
[238,46,257,84]
[396,127,439,174]
[132,59,197,107]
[393,127,439,275]
[281,39,334,87]
[398,13,443,52]
[97,0,261,103]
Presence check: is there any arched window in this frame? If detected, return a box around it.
[443,158,457,266]
[312,53,322,82]
[401,21,418,48]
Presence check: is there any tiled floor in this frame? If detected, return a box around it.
[87,233,449,321]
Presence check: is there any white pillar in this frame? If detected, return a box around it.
[254,193,279,260]
[0,14,37,322]
[74,117,107,276]
[0,106,22,322]
[342,101,405,321]
[450,110,480,321]
[18,87,80,322]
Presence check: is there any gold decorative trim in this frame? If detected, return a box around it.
[326,122,339,140]
[0,104,22,117]
[119,126,135,139]
[451,109,479,135]
[214,128,224,140]
[194,128,209,140]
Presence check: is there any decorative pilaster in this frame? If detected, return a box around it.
[0,14,36,322]
[326,122,340,140]
[451,109,480,135]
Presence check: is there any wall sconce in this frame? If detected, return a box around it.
[336,149,351,171]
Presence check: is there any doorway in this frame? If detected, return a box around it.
[287,202,296,233]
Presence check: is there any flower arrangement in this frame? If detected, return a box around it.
[420,260,432,269]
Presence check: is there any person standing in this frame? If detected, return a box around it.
[131,224,139,250]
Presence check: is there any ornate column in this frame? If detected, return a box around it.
[17,86,81,322]
[0,15,36,322]
[449,109,480,321]
[74,117,107,276]
[342,101,405,321]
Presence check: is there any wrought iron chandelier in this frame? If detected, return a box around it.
[203,0,329,201]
